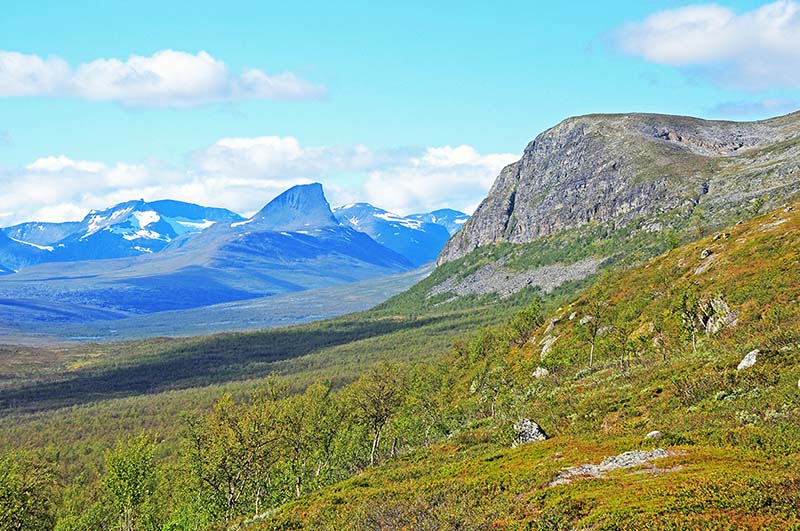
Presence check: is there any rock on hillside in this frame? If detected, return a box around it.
[439,111,800,264]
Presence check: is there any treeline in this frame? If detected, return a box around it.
[4,262,777,531]
[0,297,551,531]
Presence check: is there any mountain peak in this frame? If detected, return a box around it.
[250,183,339,231]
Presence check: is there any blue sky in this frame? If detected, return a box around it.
[1,0,798,224]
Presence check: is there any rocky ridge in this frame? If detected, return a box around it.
[439,111,800,265]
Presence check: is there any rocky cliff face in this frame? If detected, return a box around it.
[438,112,800,264]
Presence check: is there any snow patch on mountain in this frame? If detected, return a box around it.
[8,237,54,252]
[374,212,424,230]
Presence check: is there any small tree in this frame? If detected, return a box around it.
[674,285,701,353]
[276,382,347,497]
[102,432,158,531]
[577,298,607,369]
[184,392,279,522]
[0,453,57,531]
[348,364,407,467]
[507,297,544,346]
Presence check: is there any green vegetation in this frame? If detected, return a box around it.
[1,202,799,529]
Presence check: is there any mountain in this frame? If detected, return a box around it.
[439,111,800,264]
[0,230,50,271]
[249,182,339,231]
[0,184,414,325]
[0,199,245,268]
[50,199,244,262]
[3,221,82,246]
[407,208,470,236]
[334,203,452,266]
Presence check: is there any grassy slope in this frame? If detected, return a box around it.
[254,202,800,530]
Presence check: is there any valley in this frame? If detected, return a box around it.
[2,110,799,530]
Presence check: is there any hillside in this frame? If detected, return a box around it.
[2,112,799,530]
[378,112,800,317]
[2,198,794,531]
[252,199,800,530]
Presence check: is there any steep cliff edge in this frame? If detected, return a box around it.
[438,111,800,265]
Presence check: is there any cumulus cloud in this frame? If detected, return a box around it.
[0,50,324,106]
[26,155,106,173]
[616,1,800,90]
[363,146,519,215]
[1,139,518,226]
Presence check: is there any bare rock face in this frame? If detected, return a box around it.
[439,112,800,265]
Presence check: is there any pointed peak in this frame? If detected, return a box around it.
[250,183,339,231]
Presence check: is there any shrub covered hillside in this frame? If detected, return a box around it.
[1,202,797,530]
[254,202,800,530]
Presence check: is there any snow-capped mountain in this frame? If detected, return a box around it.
[2,199,244,265]
[3,221,82,246]
[0,230,51,272]
[0,184,413,318]
[334,203,451,266]
[407,208,470,236]
[0,182,467,318]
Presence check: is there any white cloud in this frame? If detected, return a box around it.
[26,155,106,173]
[363,145,518,215]
[1,139,518,226]
[0,50,324,106]
[0,51,70,96]
[194,136,400,182]
[617,1,800,90]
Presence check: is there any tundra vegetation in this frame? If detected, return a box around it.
[1,202,799,530]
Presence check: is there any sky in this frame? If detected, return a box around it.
[1,0,799,225]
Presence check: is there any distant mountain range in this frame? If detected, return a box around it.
[0,184,468,339]
[334,203,451,266]
[1,187,467,274]
[0,199,244,271]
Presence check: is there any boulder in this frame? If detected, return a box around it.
[737,349,760,370]
[645,430,662,440]
[539,335,559,358]
[701,297,739,334]
[533,367,550,379]
[513,419,548,446]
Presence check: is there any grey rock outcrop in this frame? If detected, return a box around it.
[513,419,548,446]
[701,297,739,335]
[427,256,602,300]
[550,448,672,486]
[439,112,800,265]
